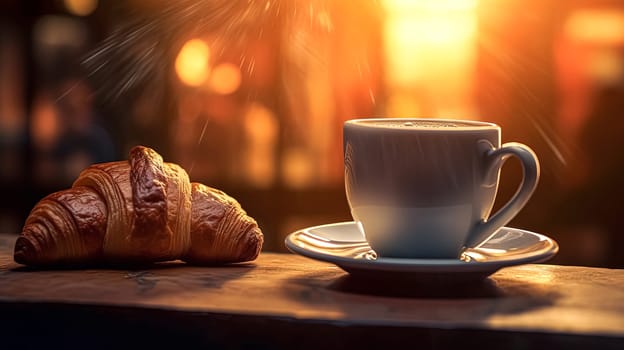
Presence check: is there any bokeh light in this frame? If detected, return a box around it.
[31,95,60,151]
[209,63,242,95]
[175,39,211,87]
[64,0,98,17]
[243,103,279,188]
[565,9,624,46]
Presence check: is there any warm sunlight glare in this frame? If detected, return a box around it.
[175,39,211,87]
[383,0,478,117]
[384,0,477,12]
[209,63,242,94]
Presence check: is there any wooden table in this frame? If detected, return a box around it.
[0,234,622,349]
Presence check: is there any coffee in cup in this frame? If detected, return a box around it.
[344,118,539,259]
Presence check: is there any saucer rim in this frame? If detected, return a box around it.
[284,221,559,274]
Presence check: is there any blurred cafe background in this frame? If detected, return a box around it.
[1,0,623,267]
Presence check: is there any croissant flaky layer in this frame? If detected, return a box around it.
[14,146,263,266]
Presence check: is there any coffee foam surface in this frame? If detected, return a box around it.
[360,120,481,129]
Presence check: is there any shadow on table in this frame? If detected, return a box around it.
[328,274,508,298]
[283,269,561,320]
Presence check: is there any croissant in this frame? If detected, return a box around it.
[14,146,263,266]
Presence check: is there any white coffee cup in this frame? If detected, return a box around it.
[344,118,539,259]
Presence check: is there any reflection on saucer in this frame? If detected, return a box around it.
[285,222,558,281]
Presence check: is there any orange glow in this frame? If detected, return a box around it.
[282,148,314,189]
[209,63,242,94]
[384,0,477,12]
[31,95,60,151]
[242,103,278,188]
[382,0,477,117]
[243,103,278,143]
[554,7,624,168]
[64,0,98,16]
[175,39,211,87]
[177,94,203,124]
[565,9,624,46]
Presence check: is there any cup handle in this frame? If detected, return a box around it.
[465,142,540,248]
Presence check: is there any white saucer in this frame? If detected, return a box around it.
[285,222,559,282]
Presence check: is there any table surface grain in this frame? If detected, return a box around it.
[0,233,623,349]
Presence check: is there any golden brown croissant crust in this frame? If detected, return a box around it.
[14,146,263,266]
[185,183,263,264]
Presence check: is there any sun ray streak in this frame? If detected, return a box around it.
[81,0,358,103]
